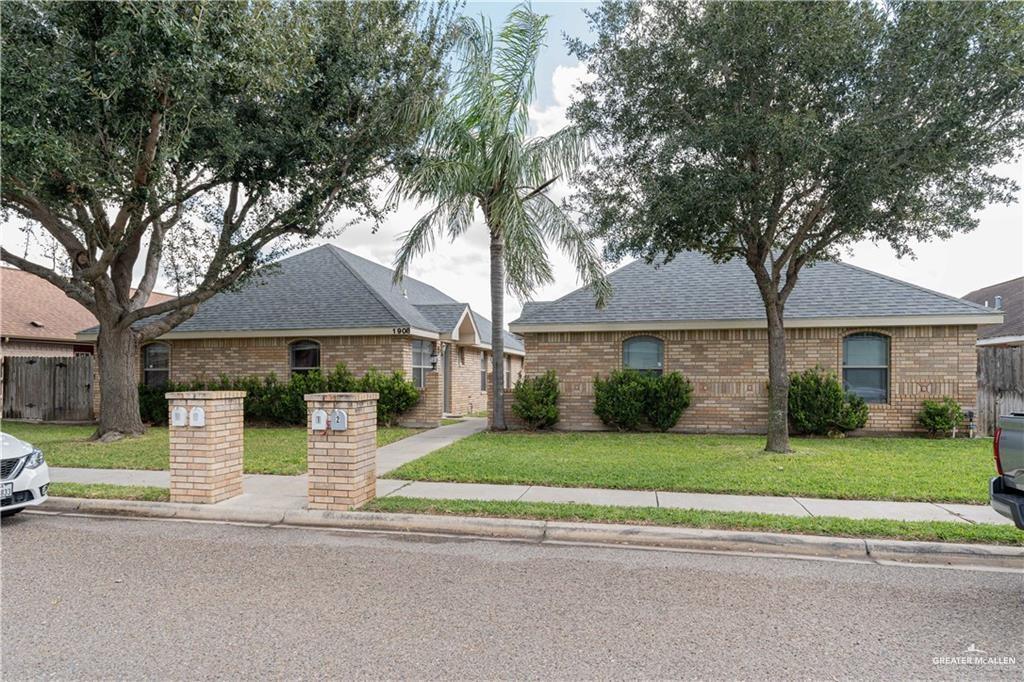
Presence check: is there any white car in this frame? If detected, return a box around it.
[1,431,50,517]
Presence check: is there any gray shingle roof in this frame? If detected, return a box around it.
[963,276,1024,340]
[471,310,525,353]
[77,245,525,351]
[512,251,996,327]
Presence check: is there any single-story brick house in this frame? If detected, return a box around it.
[505,251,1002,434]
[78,245,524,426]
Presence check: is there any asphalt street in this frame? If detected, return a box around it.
[2,512,1021,680]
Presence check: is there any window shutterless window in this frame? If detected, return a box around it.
[480,352,487,392]
[623,336,664,375]
[505,356,512,389]
[141,343,170,388]
[843,333,889,403]
[289,340,320,376]
[412,340,433,389]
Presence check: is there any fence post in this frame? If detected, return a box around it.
[305,392,378,511]
[166,390,246,504]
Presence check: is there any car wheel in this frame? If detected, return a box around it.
[1,508,24,518]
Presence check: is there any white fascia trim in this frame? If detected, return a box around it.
[510,314,1005,334]
[75,327,441,342]
[448,306,479,343]
[976,335,1024,347]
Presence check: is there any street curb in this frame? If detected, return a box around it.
[37,497,1024,569]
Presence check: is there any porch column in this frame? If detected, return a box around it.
[305,392,378,510]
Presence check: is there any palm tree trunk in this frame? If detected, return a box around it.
[490,228,506,430]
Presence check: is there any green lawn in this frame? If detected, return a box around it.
[49,482,170,502]
[389,432,997,504]
[3,422,420,475]
[365,496,1024,545]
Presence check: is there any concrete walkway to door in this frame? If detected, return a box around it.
[378,417,486,475]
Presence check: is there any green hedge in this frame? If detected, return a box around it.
[511,370,560,429]
[787,366,869,436]
[917,397,965,437]
[593,370,693,432]
[139,364,419,427]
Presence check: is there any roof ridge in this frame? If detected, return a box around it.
[323,245,411,328]
[832,259,993,314]
[963,275,1024,298]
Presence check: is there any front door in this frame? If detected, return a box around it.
[442,344,452,414]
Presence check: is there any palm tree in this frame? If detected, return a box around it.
[391,4,610,429]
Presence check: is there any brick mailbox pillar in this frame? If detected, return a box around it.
[305,392,378,511]
[166,391,246,504]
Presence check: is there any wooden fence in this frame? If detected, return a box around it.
[976,345,1024,436]
[2,355,94,422]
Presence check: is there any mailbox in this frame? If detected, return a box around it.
[330,409,348,431]
[170,406,188,427]
[311,409,328,431]
[189,406,206,427]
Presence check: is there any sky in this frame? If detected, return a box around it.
[4,1,1022,324]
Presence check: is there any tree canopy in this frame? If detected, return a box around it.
[1,0,454,434]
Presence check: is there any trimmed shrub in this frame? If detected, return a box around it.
[511,370,560,429]
[645,372,693,431]
[917,397,965,437]
[788,366,869,436]
[357,369,420,426]
[594,370,648,431]
[135,363,418,427]
[594,370,693,431]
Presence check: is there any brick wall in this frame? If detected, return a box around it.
[165,335,409,383]
[516,325,978,434]
[403,369,442,427]
[448,347,488,415]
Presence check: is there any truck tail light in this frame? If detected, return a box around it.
[994,426,1003,476]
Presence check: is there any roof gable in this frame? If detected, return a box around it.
[512,251,998,329]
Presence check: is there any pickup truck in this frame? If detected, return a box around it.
[990,413,1024,530]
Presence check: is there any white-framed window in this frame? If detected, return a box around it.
[141,343,170,388]
[623,336,664,375]
[843,332,890,403]
[505,356,512,389]
[289,340,320,376]
[480,352,487,392]
[412,339,433,389]
[459,347,466,366]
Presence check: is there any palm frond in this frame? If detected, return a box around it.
[527,192,611,307]
[491,191,553,299]
[493,3,547,139]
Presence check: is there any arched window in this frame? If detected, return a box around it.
[141,343,170,388]
[289,340,320,376]
[843,333,889,403]
[623,336,664,376]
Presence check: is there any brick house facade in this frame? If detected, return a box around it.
[80,245,524,426]
[508,252,1000,435]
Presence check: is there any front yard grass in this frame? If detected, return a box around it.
[389,432,996,504]
[365,496,1024,545]
[3,422,420,475]
[49,482,170,502]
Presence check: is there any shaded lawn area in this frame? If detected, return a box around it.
[3,422,420,475]
[389,432,996,504]
[365,497,1023,545]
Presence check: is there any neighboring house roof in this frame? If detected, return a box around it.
[1,267,98,344]
[963,276,1024,345]
[79,245,524,353]
[1,267,173,344]
[511,251,1002,331]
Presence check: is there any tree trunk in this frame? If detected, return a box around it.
[95,323,146,438]
[764,301,791,453]
[490,230,506,430]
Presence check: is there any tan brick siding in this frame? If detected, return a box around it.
[515,325,978,434]
[448,347,488,416]
[164,335,409,383]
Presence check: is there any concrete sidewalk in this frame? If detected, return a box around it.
[51,468,1012,525]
